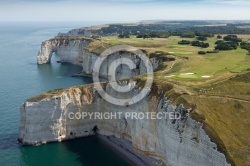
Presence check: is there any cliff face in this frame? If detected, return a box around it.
[32,37,231,166]
[37,39,90,66]
[37,38,162,80]
[19,83,230,166]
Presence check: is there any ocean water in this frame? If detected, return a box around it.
[0,22,130,166]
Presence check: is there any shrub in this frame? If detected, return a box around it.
[234,102,244,109]
[198,51,206,55]
[178,40,191,45]
[217,35,222,39]
[206,50,219,53]
[196,36,207,41]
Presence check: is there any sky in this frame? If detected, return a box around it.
[0,0,250,22]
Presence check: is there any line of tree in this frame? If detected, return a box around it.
[198,50,219,55]
[181,32,196,38]
[118,34,130,38]
[215,41,238,50]
[214,35,243,50]
[198,51,206,55]
[195,32,214,37]
[177,40,209,48]
[96,22,250,37]
[136,32,170,38]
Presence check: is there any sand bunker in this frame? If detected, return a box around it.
[165,75,176,78]
[180,73,195,75]
[201,75,211,78]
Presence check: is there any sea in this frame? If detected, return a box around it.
[0,22,130,166]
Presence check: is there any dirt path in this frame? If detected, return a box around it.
[194,94,250,103]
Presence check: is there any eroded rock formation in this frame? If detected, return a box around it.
[22,37,232,166]
[19,83,230,166]
[37,38,162,80]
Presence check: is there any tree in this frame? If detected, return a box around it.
[191,41,209,48]
[136,32,170,38]
[215,42,238,50]
[201,43,210,48]
[118,34,130,38]
[240,42,250,50]
[118,34,124,38]
[215,40,224,44]
[217,35,222,39]
[223,35,242,42]
[196,36,207,41]
[181,32,195,38]
[178,40,191,45]
[195,32,214,37]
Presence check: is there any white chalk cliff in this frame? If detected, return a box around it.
[19,37,231,166]
[37,38,90,66]
[19,83,230,166]
[37,38,162,80]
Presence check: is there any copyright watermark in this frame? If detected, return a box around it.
[68,112,182,120]
[92,45,154,106]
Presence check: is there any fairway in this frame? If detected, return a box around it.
[100,35,250,83]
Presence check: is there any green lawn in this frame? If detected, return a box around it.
[100,35,250,82]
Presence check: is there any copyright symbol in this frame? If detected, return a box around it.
[92,45,153,106]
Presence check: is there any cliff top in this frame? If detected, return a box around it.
[36,28,250,165]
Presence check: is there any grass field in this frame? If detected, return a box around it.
[99,35,250,84]
[185,73,250,166]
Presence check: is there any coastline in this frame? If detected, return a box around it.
[96,135,158,166]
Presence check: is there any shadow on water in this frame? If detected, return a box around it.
[35,53,92,91]
[63,136,132,166]
[18,54,131,166]
[20,136,132,166]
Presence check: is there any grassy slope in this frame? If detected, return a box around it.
[99,35,250,165]
[186,73,250,166]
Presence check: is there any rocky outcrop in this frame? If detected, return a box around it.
[37,38,163,80]
[37,38,91,65]
[19,83,230,166]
